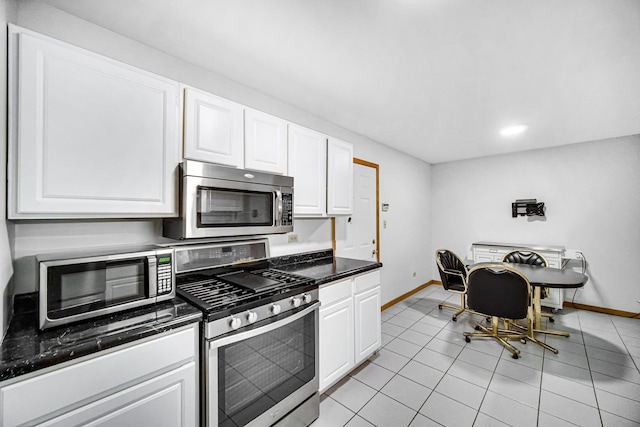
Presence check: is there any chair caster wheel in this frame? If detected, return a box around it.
[486,317,491,323]
[452,316,457,321]
[474,325,481,331]
[465,336,471,343]
[438,305,443,310]
[549,318,555,323]
[511,353,519,359]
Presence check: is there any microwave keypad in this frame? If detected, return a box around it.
[281,193,293,226]
[157,262,173,294]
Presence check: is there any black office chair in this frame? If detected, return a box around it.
[463,264,531,359]
[502,250,555,323]
[434,249,469,321]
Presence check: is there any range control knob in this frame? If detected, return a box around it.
[246,311,258,324]
[291,296,302,308]
[229,317,242,330]
[302,293,312,304]
[271,303,282,315]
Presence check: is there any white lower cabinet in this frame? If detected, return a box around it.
[354,286,382,363]
[0,325,199,427]
[319,291,353,392]
[319,270,381,393]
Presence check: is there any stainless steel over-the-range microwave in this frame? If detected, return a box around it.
[163,160,294,240]
[38,245,175,330]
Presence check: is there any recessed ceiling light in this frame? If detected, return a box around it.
[500,124,528,136]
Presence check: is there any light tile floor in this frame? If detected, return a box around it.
[310,285,640,427]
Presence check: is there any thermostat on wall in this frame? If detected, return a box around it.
[381,203,389,212]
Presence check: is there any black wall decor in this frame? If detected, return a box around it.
[512,199,545,217]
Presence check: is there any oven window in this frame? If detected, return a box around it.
[217,312,316,427]
[47,260,147,319]
[197,187,273,227]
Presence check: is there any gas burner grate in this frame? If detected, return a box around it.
[176,269,313,315]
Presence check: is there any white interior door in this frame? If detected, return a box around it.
[336,162,378,261]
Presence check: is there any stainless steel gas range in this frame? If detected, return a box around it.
[172,239,319,427]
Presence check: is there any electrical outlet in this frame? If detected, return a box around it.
[288,234,298,243]
[383,220,387,229]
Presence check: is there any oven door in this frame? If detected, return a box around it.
[206,302,319,427]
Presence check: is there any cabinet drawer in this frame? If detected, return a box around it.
[319,279,352,306]
[354,270,381,294]
[0,326,196,426]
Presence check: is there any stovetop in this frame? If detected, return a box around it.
[176,266,316,322]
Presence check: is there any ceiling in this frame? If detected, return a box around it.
[40,0,640,164]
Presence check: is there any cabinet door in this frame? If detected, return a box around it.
[183,86,244,167]
[319,298,354,393]
[38,362,197,427]
[354,286,381,364]
[0,325,197,426]
[244,109,288,174]
[8,27,180,218]
[327,138,354,215]
[287,124,327,216]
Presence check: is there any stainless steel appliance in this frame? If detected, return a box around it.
[38,245,175,330]
[164,160,294,240]
[173,239,319,427]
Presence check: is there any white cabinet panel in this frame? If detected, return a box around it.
[8,26,180,218]
[327,138,354,215]
[319,298,353,393]
[354,287,381,364]
[0,325,198,427]
[183,86,243,167]
[287,124,327,216]
[244,109,288,174]
[318,270,381,393]
[39,362,197,427]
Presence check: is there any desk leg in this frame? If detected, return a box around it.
[533,287,542,329]
[533,286,570,338]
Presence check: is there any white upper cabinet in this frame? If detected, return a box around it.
[287,124,327,216]
[244,109,288,174]
[327,137,354,215]
[183,86,244,168]
[7,26,181,219]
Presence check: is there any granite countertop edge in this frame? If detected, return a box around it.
[0,297,202,383]
[269,251,383,285]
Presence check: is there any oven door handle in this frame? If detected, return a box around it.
[209,301,320,349]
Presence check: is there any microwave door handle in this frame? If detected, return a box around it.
[275,190,283,226]
[148,256,158,298]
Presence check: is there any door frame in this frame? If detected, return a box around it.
[331,158,380,262]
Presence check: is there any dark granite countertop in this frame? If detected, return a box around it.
[270,250,383,285]
[0,293,201,383]
[0,249,380,384]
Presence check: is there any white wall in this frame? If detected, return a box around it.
[6,0,432,307]
[431,135,640,313]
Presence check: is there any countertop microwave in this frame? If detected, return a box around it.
[38,245,175,330]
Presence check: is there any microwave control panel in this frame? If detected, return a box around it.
[157,255,173,295]
[281,193,293,226]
